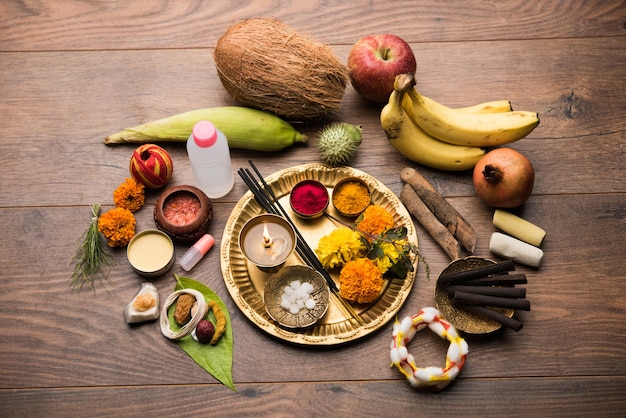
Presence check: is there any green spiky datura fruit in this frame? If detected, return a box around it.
[317,123,362,167]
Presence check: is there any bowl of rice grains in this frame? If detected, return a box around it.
[263,265,330,329]
[331,177,371,218]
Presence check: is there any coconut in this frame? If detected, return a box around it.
[214,18,349,121]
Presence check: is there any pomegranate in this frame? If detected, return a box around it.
[472,148,535,208]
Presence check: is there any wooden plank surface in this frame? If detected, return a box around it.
[1,1,625,416]
[2,377,626,417]
[1,0,625,51]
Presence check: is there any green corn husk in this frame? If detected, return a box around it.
[104,106,307,152]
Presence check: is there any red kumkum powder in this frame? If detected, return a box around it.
[163,192,201,226]
[291,181,329,215]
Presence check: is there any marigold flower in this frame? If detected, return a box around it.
[98,207,136,247]
[356,205,394,237]
[315,227,366,269]
[113,178,145,213]
[371,240,404,274]
[339,258,384,304]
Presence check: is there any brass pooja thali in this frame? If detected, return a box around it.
[220,164,419,345]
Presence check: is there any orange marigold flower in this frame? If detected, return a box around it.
[339,258,384,304]
[355,205,394,237]
[98,207,136,247]
[113,178,145,213]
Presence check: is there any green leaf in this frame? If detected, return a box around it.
[169,274,236,391]
[382,226,408,241]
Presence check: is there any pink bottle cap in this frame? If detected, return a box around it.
[192,121,218,147]
[194,234,215,255]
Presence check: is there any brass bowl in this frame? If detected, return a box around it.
[263,265,330,329]
[289,179,329,219]
[435,256,515,334]
[331,177,371,217]
[154,185,212,243]
[238,214,296,273]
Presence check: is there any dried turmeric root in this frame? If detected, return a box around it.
[208,300,227,345]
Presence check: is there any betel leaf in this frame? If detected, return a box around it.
[169,274,236,391]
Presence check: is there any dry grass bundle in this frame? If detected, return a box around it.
[214,18,349,121]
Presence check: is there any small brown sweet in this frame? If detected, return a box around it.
[174,294,196,325]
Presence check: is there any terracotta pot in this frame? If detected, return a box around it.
[154,185,212,243]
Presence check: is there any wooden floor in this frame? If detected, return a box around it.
[1,1,625,416]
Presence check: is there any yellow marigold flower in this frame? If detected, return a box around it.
[339,258,384,304]
[372,255,393,275]
[372,241,402,273]
[98,207,136,247]
[113,178,145,213]
[315,227,366,269]
[383,240,404,262]
[356,205,394,237]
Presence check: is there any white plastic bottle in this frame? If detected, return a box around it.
[187,120,234,198]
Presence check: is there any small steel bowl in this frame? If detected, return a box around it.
[263,265,330,329]
[154,185,212,243]
[331,177,371,217]
[127,229,175,277]
[289,179,329,219]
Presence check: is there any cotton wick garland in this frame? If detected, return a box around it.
[129,144,174,189]
[160,289,208,340]
[390,307,468,391]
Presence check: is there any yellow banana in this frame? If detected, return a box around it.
[402,94,512,117]
[402,73,539,147]
[381,76,485,171]
[456,100,513,114]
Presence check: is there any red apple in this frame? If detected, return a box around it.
[347,34,417,104]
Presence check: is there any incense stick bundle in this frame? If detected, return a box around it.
[439,259,530,332]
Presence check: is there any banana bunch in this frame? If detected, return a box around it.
[380,73,539,171]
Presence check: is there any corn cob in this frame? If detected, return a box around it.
[104,106,307,152]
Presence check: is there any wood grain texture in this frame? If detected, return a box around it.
[1,0,625,51]
[2,378,626,417]
[1,0,625,415]
[1,37,625,208]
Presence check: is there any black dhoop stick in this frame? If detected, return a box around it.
[454,303,524,332]
[453,290,531,311]
[437,259,516,288]
[458,273,527,287]
[446,284,526,299]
